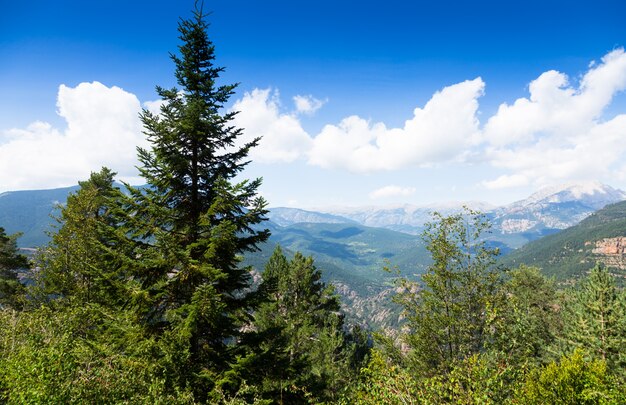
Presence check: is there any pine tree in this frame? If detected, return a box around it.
[249,246,357,403]
[122,5,269,397]
[559,264,626,374]
[35,168,130,307]
[0,227,29,309]
[396,208,505,376]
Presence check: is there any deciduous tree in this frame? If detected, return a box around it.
[395,208,505,375]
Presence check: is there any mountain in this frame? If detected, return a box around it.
[3,182,626,325]
[488,181,626,249]
[245,222,428,328]
[0,186,78,247]
[501,199,626,282]
[305,182,626,251]
[317,201,495,234]
[4,181,623,250]
[266,207,355,227]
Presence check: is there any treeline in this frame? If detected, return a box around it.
[349,210,626,404]
[1,6,626,404]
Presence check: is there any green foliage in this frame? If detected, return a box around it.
[0,227,29,309]
[558,264,626,374]
[396,208,505,376]
[347,350,521,405]
[502,200,626,281]
[34,168,130,308]
[247,246,364,403]
[0,304,194,404]
[348,349,421,404]
[490,265,561,366]
[516,350,625,404]
[416,354,522,405]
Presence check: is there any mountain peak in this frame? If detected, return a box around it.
[522,181,626,208]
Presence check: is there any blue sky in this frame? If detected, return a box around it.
[2,0,626,207]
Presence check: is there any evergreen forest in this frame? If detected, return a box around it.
[1,8,625,404]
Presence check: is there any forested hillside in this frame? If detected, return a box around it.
[1,7,625,404]
[503,200,626,282]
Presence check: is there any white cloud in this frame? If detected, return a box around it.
[308,78,485,172]
[369,185,416,199]
[293,94,325,115]
[484,49,626,147]
[481,174,529,190]
[143,99,166,115]
[0,81,146,191]
[228,79,485,172]
[482,48,626,188]
[231,89,312,163]
[4,48,626,196]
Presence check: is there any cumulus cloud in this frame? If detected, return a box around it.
[231,89,312,163]
[481,174,529,190]
[228,80,485,172]
[369,185,417,199]
[0,81,146,191]
[308,78,485,172]
[484,49,626,147]
[293,94,326,115]
[143,99,166,115]
[482,48,626,188]
[4,48,626,195]
[232,49,626,190]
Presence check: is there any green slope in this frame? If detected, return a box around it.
[244,222,429,328]
[501,200,626,281]
[0,186,78,247]
[247,222,427,285]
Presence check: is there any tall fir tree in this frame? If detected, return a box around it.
[122,5,269,398]
[0,227,29,309]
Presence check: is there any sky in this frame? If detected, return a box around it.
[2,0,626,208]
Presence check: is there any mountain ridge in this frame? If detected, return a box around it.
[501,199,626,282]
[270,182,626,250]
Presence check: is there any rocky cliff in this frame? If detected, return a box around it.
[591,237,626,269]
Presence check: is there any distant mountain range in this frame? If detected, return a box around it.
[2,181,626,325]
[0,186,78,247]
[270,181,626,251]
[489,182,626,248]
[3,180,623,250]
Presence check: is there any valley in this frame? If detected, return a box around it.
[4,180,626,326]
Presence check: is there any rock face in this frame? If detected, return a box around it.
[333,281,402,330]
[592,237,626,255]
[592,237,626,269]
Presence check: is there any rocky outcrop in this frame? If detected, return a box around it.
[591,237,626,269]
[333,281,402,329]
